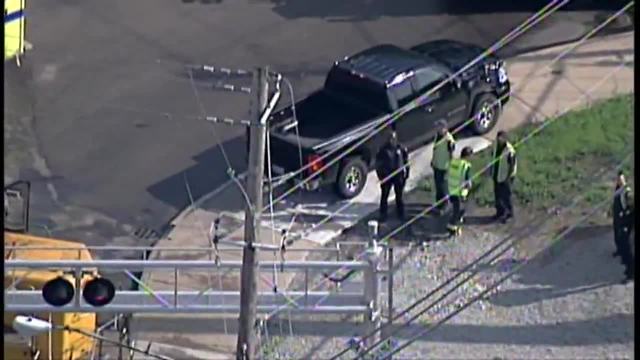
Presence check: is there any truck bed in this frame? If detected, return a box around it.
[268,90,383,172]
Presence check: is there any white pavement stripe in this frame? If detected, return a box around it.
[211,137,492,245]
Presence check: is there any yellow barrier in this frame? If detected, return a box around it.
[4,232,97,360]
[4,0,26,63]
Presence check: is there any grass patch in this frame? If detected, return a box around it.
[422,94,634,212]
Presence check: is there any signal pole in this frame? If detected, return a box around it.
[236,66,269,360]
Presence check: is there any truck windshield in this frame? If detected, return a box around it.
[324,67,391,112]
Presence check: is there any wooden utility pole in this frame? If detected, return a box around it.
[236,67,269,360]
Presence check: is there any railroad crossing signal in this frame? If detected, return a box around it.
[41,276,116,308]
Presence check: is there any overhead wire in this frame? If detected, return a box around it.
[350,146,634,359]
[376,179,634,359]
[185,63,251,337]
[279,0,634,245]
[342,31,635,357]
[258,1,566,320]
[260,2,633,327]
[336,51,634,358]
[261,0,571,210]
[258,0,575,323]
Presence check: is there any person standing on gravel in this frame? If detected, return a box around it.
[446,146,473,237]
[376,131,410,223]
[492,131,517,223]
[431,120,456,216]
[612,170,634,283]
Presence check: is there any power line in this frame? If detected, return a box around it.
[332,55,632,359]
[348,149,633,359]
[186,67,234,175]
[376,180,633,359]
[283,0,635,245]
[262,0,570,210]
[218,3,572,325]
[258,2,631,324]
[381,48,631,244]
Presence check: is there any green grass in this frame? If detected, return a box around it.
[422,94,634,212]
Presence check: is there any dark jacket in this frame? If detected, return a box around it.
[376,143,409,182]
[492,142,517,183]
[613,185,634,228]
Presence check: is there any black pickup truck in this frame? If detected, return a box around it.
[268,40,511,199]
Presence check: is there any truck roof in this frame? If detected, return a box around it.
[335,44,437,88]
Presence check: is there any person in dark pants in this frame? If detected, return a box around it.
[612,171,634,283]
[431,120,456,215]
[376,131,410,222]
[446,146,473,237]
[492,131,517,223]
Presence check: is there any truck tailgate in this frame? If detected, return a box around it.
[268,132,309,175]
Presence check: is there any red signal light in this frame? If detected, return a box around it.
[82,278,116,307]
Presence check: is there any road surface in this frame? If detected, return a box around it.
[3,0,628,251]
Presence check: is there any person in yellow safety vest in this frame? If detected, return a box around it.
[612,170,634,284]
[431,119,456,216]
[492,131,517,223]
[446,146,473,237]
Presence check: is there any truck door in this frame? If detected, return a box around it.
[389,79,429,150]
[437,66,470,128]
[401,69,451,146]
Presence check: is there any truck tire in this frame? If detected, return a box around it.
[336,157,368,199]
[469,93,500,135]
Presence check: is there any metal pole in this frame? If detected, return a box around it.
[236,66,269,360]
[385,247,394,359]
[363,224,382,349]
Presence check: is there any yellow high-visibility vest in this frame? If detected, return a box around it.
[4,0,26,62]
[431,132,455,170]
[492,141,517,183]
[448,158,471,198]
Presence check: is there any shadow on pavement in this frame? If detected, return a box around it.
[268,0,630,20]
[146,136,247,213]
[135,311,633,346]
[481,224,626,307]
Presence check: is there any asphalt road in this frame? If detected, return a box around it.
[3,0,629,251]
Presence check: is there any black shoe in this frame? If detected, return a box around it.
[501,215,513,224]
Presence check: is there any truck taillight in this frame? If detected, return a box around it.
[307,154,324,174]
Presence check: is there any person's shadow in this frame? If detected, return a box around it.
[477,224,625,307]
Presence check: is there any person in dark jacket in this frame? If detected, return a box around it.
[492,131,517,223]
[376,131,410,222]
[612,171,634,283]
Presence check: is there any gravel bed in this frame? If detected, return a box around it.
[260,213,634,359]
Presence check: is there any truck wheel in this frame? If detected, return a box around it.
[336,157,368,199]
[469,94,500,135]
